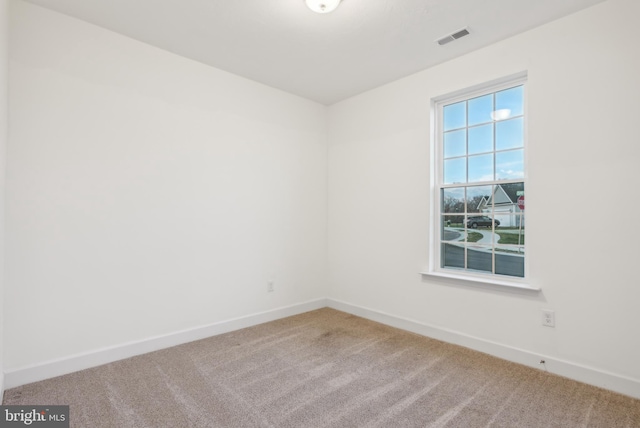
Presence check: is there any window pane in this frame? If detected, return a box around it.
[467,246,492,273]
[443,157,466,184]
[496,117,523,150]
[468,153,493,182]
[497,229,525,245]
[496,210,525,243]
[465,228,484,244]
[442,216,465,241]
[468,124,493,155]
[442,187,465,213]
[466,214,499,231]
[496,85,524,117]
[495,251,524,277]
[466,185,492,213]
[492,182,523,206]
[468,94,493,126]
[444,129,466,158]
[442,243,465,269]
[443,101,466,131]
[496,150,524,180]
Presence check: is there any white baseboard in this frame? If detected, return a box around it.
[4,298,327,390]
[326,298,640,400]
[5,297,639,401]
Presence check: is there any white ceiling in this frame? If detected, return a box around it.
[23,0,605,105]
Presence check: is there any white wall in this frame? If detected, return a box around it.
[0,0,7,398]
[328,0,640,395]
[6,1,327,370]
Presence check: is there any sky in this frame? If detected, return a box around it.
[443,85,524,185]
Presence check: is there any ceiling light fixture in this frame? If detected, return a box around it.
[305,0,341,14]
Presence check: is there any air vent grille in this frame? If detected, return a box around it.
[437,28,470,46]
[451,28,470,39]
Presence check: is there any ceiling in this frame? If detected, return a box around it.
[23,0,605,105]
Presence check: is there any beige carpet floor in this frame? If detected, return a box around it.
[3,308,640,427]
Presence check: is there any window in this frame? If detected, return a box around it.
[431,75,526,283]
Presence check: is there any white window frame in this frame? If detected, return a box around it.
[423,72,538,291]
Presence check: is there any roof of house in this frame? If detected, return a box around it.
[498,183,523,203]
[486,183,523,205]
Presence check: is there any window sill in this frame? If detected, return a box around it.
[420,270,540,292]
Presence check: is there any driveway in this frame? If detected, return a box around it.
[444,227,524,252]
[443,228,498,244]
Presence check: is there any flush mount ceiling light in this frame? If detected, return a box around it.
[305,0,341,14]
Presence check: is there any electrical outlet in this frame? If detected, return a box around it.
[542,309,555,327]
[267,281,275,292]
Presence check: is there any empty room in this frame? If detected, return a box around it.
[1,0,639,426]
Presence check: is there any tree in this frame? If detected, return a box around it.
[466,195,489,213]
[443,196,464,224]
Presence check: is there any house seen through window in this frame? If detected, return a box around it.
[434,76,526,279]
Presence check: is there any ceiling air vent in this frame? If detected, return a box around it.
[437,28,470,46]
